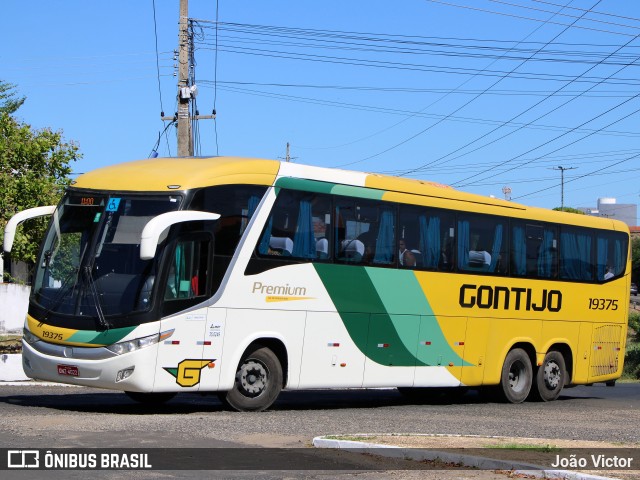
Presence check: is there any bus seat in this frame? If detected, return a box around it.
[269,236,293,256]
[316,238,329,259]
[340,239,364,263]
[468,250,491,270]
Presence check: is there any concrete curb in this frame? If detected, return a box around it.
[312,436,617,480]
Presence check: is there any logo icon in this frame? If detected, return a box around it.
[164,359,215,387]
[8,450,39,468]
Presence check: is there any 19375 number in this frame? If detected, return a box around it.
[588,298,618,310]
[42,330,63,341]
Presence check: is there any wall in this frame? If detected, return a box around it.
[0,283,30,333]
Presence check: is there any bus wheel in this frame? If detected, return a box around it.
[124,391,176,404]
[219,346,283,412]
[500,348,532,403]
[532,351,566,402]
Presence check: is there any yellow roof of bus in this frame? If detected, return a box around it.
[71,156,629,233]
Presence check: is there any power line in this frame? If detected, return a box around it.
[401,24,640,181]
[151,0,165,117]
[203,82,640,139]
[424,0,639,37]
[514,152,640,200]
[488,0,640,32]
[382,0,608,176]
[458,96,640,189]
[531,0,640,24]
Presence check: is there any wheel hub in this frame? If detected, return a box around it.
[544,361,561,389]
[509,361,525,392]
[236,359,268,397]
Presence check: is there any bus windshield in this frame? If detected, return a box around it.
[32,193,182,326]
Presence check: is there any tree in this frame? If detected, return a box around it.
[0,81,25,114]
[0,102,81,277]
[552,206,585,214]
[632,236,640,284]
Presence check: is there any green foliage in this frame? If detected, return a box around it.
[630,311,640,343]
[632,236,640,284]
[0,81,25,114]
[0,111,81,269]
[552,206,585,214]
[625,311,640,380]
[624,344,640,380]
[630,311,640,332]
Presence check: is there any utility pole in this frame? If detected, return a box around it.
[177,0,190,157]
[552,166,577,210]
[280,142,297,163]
[161,0,215,157]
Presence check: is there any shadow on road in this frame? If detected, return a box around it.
[0,386,600,414]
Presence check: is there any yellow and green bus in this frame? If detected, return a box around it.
[5,156,631,410]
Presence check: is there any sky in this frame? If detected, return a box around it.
[3,0,640,222]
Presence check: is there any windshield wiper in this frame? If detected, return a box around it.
[83,265,110,331]
[41,266,81,325]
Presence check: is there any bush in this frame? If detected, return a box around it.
[624,344,640,380]
[629,311,640,342]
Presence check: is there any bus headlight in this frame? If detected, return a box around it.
[23,327,40,345]
[106,329,174,355]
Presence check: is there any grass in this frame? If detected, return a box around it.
[324,435,373,442]
[485,443,559,452]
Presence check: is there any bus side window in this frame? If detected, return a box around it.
[399,205,455,271]
[334,198,378,265]
[596,231,628,282]
[559,227,594,281]
[511,223,557,279]
[457,214,506,274]
[256,190,332,261]
[163,236,211,316]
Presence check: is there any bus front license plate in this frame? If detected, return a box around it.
[57,364,79,377]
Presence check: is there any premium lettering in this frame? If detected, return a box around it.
[459,284,562,312]
[252,281,307,296]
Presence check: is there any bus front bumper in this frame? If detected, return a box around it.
[21,339,158,392]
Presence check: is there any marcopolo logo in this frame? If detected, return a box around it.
[459,284,562,312]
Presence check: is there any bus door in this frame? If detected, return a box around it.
[154,234,216,392]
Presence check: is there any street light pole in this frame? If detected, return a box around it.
[552,166,577,209]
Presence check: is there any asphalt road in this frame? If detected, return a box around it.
[0,383,638,479]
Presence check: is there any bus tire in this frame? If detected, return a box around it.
[124,391,176,404]
[219,345,283,412]
[500,348,532,403]
[531,351,566,402]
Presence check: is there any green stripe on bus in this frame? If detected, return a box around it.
[364,267,471,367]
[66,326,137,346]
[274,177,385,200]
[313,263,419,366]
[313,264,471,367]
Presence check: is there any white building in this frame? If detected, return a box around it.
[578,198,637,227]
